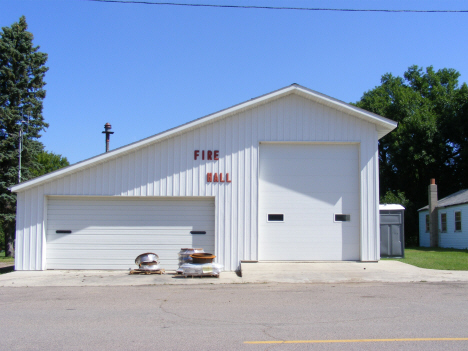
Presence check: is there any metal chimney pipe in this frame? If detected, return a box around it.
[102,123,114,153]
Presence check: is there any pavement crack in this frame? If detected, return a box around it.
[158,295,184,322]
[157,297,274,328]
[261,325,285,351]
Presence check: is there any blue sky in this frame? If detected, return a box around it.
[2,0,468,164]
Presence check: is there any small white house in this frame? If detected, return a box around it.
[10,84,397,271]
[419,189,468,249]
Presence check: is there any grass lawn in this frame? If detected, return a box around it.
[386,247,468,271]
[0,251,14,263]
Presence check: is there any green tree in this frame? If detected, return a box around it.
[0,220,4,254]
[31,151,69,178]
[380,190,410,208]
[0,16,48,256]
[355,66,468,245]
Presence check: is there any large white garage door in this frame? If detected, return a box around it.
[259,143,360,261]
[46,197,215,270]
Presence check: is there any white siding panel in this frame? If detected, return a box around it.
[23,190,32,269]
[15,93,381,270]
[15,192,24,270]
[438,204,468,249]
[33,187,42,269]
[420,206,468,249]
[419,210,430,247]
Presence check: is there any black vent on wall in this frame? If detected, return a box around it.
[335,214,350,222]
[268,214,284,222]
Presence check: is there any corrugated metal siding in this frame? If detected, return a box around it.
[15,93,380,271]
[438,204,468,249]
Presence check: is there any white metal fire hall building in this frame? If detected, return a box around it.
[11,84,397,271]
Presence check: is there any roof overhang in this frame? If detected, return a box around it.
[10,84,397,193]
[379,204,405,210]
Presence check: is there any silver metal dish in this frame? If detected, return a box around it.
[138,263,161,271]
[178,248,204,266]
[135,252,159,265]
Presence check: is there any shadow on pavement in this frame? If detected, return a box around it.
[0,265,14,274]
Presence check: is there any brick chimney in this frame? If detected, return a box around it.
[428,178,438,247]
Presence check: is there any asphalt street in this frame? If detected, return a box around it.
[1,282,468,350]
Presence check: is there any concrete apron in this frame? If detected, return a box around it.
[241,260,468,283]
[0,270,242,287]
[1,261,468,287]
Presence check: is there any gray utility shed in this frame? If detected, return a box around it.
[379,204,405,258]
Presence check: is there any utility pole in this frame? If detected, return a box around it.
[18,124,23,183]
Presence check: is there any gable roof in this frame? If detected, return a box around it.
[10,84,397,193]
[419,189,468,211]
[379,204,405,211]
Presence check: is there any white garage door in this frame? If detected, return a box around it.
[46,197,215,270]
[258,143,360,261]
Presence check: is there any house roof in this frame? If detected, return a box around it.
[418,189,468,211]
[379,204,405,210]
[10,84,398,193]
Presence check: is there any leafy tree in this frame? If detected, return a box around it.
[355,66,468,245]
[31,151,69,178]
[380,190,409,208]
[0,16,48,256]
[0,220,4,253]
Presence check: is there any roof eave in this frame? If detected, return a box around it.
[10,84,397,193]
[418,201,468,211]
[292,85,398,137]
[10,86,298,193]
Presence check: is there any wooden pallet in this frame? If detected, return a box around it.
[182,273,220,278]
[129,269,165,275]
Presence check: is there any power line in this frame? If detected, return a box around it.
[83,0,468,13]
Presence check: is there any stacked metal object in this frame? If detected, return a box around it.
[178,249,223,277]
[134,252,161,271]
[132,249,223,276]
[176,248,204,274]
